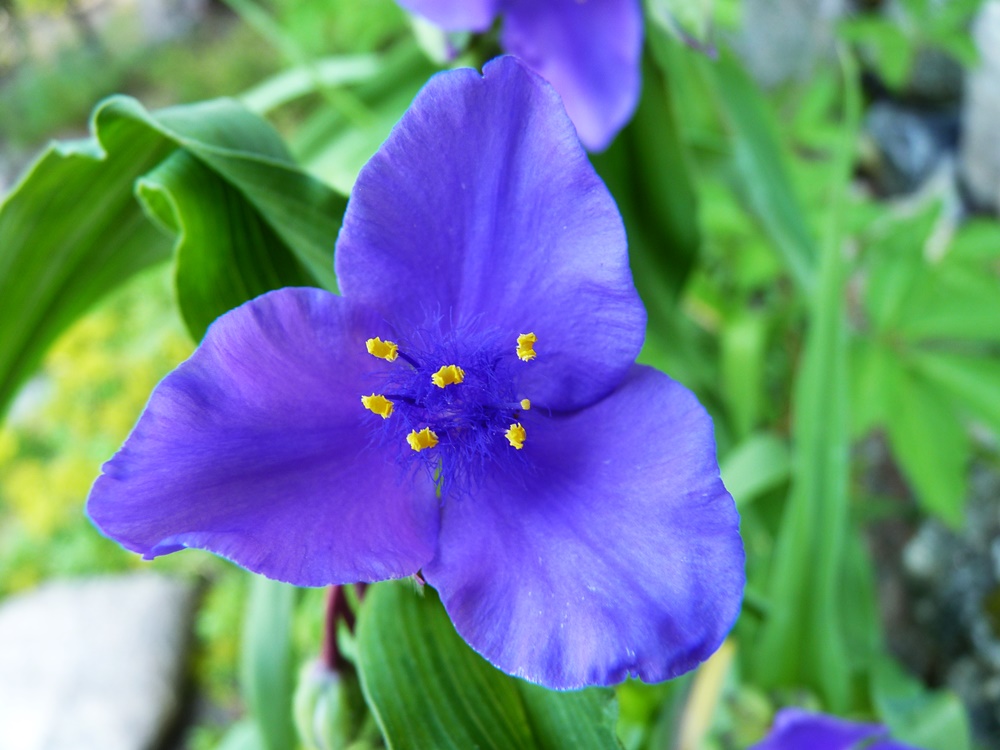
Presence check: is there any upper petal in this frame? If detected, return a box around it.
[336,56,645,412]
[88,288,439,587]
[395,0,499,30]
[422,365,745,689]
[500,0,643,151]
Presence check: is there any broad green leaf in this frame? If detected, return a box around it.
[912,351,1000,438]
[0,94,346,417]
[720,432,791,508]
[356,582,620,750]
[886,370,968,526]
[707,51,817,294]
[240,577,299,750]
[137,151,314,338]
[0,126,172,419]
[872,659,972,750]
[898,262,1000,343]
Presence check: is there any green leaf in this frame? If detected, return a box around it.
[848,338,904,438]
[644,0,716,54]
[592,47,701,333]
[898,262,1000,343]
[356,582,621,750]
[0,128,172,419]
[886,369,968,526]
[0,93,346,417]
[721,313,767,438]
[137,150,314,338]
[872,659,972,750]
[720,432,791,508]
[706,51,817,294]
[912,351,1000,438]
[750,49,860,711]
[216,721,267,750]
[240,577,299,750]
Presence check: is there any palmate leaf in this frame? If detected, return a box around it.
[0,94,346,417]
[356,582,621,750]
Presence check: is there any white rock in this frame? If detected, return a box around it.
[739,0,846,87]
[0,574,196,750]
[959,1,1000,211]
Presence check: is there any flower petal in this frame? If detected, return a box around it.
[752,709,904,750]
[500,0,642,151]
[88,288,440,586]
[336,57,645,412]
[395,0,499,30]
[422,365,744,688]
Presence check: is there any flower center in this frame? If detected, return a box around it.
[360,329,536,494]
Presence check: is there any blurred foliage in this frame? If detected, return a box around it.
[2,0,1000,747]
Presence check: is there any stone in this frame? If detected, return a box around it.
[0,573,197,750]
[738,0,846,87]
[959,0,1000,212]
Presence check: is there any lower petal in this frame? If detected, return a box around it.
[88,288,439,586]
[423,365,744,688]
[753,709,906,750]
[500,0,642,151]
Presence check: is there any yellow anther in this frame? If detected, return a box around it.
[516,332,537,362]
[366,337,398,362]
[361,393,394,419]
[431,364,465,388]
[407,427,439,452]
[520,399,531,411]
[505,422,526,450]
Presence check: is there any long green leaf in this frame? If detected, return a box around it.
[706,51,817,294]
[750,50,860,710]
[240,577,299,750]
[356,582,620,750]
[912,351,1000,438]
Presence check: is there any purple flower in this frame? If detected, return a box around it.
[752,709,922,750]
[88,57,743,689]
[396,0,642,152]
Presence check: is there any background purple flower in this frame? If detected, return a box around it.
[753,709,922,750]
[88,57,743,689]
[396,0,642,152]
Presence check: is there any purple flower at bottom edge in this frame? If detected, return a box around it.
[396,0,642,152]
[87,57,744,690]
[752,709,923,750]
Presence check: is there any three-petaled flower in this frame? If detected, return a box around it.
[752,709,920,750]
[88,57,743,689]
[396,0,642,151]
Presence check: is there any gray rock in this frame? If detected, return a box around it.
[0,574,197,750]
[864,101,958,195]
[738,0,846,87]
[960,0,1000,212]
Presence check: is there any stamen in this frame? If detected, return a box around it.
[516,332,537,362]
[431,364,465,388]
[520,399,531,411]
[361,393,394,419]
[407,427,439,452]
[366,337,398,362]
[505,422,526,450]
